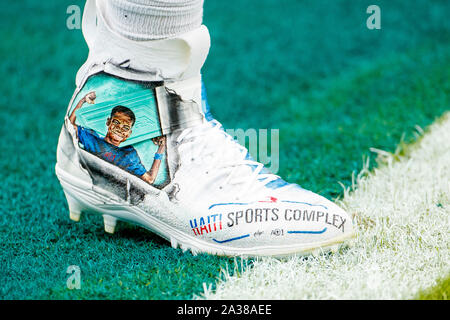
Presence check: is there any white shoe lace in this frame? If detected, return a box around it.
[175,119,280,199]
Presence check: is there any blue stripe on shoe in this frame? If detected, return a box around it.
[287,228,327,234]
[208,202,251,210]
[264,178,290,189]
[201,80,214,122]
[212,234,250,243]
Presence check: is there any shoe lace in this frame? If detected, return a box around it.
[175,119,280,199]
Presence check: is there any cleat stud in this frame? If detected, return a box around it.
[64,192,84,222]
[103,215,117,234]
[104,224,116,234]
[190,247,198,256]
[69,211,81,222]
[170,237,178,249]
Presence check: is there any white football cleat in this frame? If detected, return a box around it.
[55,2,355,258]
[55,77,355,258]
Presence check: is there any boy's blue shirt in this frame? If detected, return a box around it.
[77,126,147,177]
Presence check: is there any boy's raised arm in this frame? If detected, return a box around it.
[69,91,96,128]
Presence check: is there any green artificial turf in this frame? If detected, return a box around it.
[0,0,449,299]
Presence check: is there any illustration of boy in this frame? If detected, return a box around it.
[69,91,166,185]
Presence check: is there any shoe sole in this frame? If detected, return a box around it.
[55,164,356,258]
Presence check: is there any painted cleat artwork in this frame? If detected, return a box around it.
[55,71,355,258]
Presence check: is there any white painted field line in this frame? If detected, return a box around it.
[198,112,450,300]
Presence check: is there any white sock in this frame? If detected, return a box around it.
[77,0,209,90]
[103,0,204,40]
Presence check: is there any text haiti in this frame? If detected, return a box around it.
[190,214,223,236]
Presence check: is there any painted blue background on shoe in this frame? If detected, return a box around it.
[70,73,168,186]
[71,73,162,145]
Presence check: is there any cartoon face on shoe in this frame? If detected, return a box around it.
[105,112,134,146]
